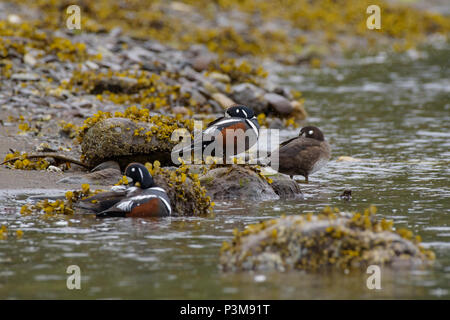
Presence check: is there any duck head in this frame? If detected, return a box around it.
[225,105,255,119]
[299,126,325,141]
[124,163,154,189]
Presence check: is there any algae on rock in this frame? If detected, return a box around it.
[220,206,435,272]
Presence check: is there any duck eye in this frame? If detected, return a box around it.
[131,168,135,172]
[308,130,313,135]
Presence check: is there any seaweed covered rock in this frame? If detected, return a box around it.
[220,206,435,272]
[145,162,212,216]
[79,108,194,168]
[199,165,301,200]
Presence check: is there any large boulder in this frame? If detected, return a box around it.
[220,208,435,272]
[81,117,184,169]
[199,165,301,200]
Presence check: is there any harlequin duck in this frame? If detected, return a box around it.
[275,126,331,182]
[175,105,260,161]
[77,163,172,218]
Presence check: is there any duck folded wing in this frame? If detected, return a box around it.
[74,189,128,213]
[97,188,172,218]
[74,186,140,213]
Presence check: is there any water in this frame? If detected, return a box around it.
[1,45,449,299]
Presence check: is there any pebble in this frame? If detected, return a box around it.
[211,93,235,109]
[11,73,40,81]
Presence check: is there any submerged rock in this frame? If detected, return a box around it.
[220,207,434,272]
[199,165,301,200]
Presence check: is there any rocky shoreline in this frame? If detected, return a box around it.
[1,0,447,271]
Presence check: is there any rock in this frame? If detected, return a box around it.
[24,53,37,67]
[273,87,293,100]
[153,168,210,216]
[180,84,207,105]
[268,118,284,129]
[270,175,302,199]
[7,14,21,24]
[231,83,268,114]
[57,161,122,185]
[85,61,99,70]
[90,76,139,94]
[220,210,435,272]
[291,100,307,120]
[208,72,231,83]
[211,93,235,109]
[207,99,223,113]
[200,166,279,201]
[264,93,293,115]
[81,117,178,168]
[191,53,217,72]
[11,73,40,81]
[172,106,190,115]
[109,27,123,38]
[337,156,361,162]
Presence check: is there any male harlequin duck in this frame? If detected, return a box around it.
[176,105,260,160]
[275,126,331,182]
[77,163,172,218]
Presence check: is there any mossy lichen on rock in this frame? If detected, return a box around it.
[144,161,213,216]
[78,107,194,168]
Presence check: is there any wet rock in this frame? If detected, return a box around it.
[220,211,434,272]
[200,166,279,201]
[231,83,268,114]
[264,93,293,115]
[153,170,209,216]
[81,117,177,168]
[270,175,302,199]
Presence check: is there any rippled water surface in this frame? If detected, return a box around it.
[1,45,449,299]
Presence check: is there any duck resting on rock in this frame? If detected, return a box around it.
[76,162,172,218]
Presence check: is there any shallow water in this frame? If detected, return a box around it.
[1,45,449,299]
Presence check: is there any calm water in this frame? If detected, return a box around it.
[0,45,449,299]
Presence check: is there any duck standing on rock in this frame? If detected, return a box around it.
[274,126,331,182]
[76,163,172,218]
[174,105,260,163]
